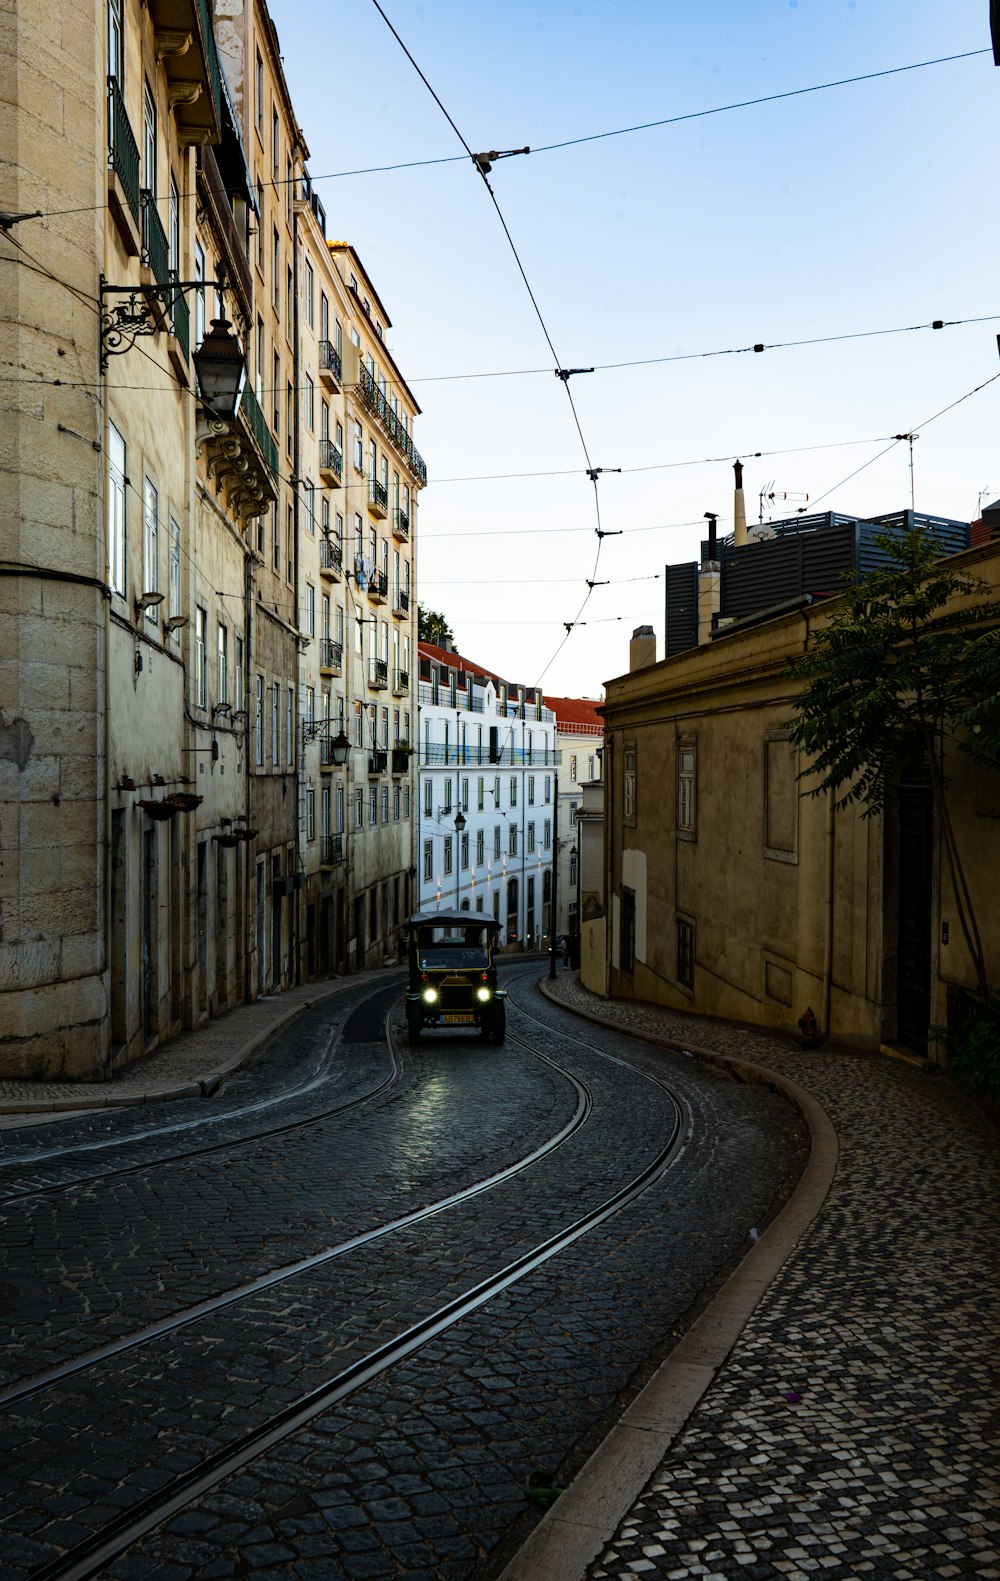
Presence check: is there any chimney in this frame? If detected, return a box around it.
[630,624,656,671]
[698,513,720,646]
[733,458,748,547]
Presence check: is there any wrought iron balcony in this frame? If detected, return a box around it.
[319,637,343,673]
[169,272,189,361]
[319,440,342,482]
[319,536,343,578]
[318,340,342,389]
[391,746,411,776]
[320,832,343,866]
[358,364,427,486]
[392,587,409,617]
[368,477,388,518]
[107,77,141,229]
[368,749,388,775]
[393,667,409,695]
[369,658,389,690]
[141,190,170,287]
[392,507,409,541]
[238,384,278,478]
[367,571,388,605]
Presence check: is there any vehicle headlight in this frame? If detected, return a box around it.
[423,988,438,1003]
[477,987,491,1002]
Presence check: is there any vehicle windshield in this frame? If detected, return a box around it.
[418,946,489,970]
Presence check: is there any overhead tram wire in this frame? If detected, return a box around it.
[806,368,1000,511]
[14,47,990,223]
[366,0,609,686]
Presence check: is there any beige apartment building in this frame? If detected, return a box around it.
[0,0,425,1077]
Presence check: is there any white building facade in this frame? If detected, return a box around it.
[417,643,557,947]
[545,698,605,939]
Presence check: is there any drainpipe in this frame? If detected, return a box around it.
[243,547,254,1001]
[291,203,302,985]
[821,789,835,1037]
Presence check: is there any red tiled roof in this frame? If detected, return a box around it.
[418,641,503,686]
[544,695,605,731]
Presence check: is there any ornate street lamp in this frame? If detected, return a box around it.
[454,810,467,909]
[192,314,247,420]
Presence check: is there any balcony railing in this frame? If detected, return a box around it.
[320,832,343,866]
[368,477,388,517]
[107,77,141,228]
[320,536,343,575]
[200,144,253,321]
[393,588,409,615]
[358,364,427,486]
[141,190,170,286]
[319,637,343,672]
[391,747,411,776]
[393,667,409,694]
[369,657,388,689]
[239,384,278,478]
[419,744,560,767]
[368,749,388,775]
[194,0,224,127]
[368,571,388,604]
[319,440,342,481]
[319,341,342,386]
[392,507,410,541]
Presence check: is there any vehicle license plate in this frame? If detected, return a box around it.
[442,1012,474,1024]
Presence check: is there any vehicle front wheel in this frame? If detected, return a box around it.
[490,1001,506,1046]
[406,1004,422,1044]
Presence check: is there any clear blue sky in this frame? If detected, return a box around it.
[275,0,997,696]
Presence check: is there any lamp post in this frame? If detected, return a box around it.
[454,810,466,910]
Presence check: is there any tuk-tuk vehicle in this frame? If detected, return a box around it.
[404,911,506,1045]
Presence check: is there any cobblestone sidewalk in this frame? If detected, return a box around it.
[514,975,1000,1581]
[0,968,396,1121]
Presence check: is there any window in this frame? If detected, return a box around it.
[164,521,179,625]
[255,51,264,135]
[677,918,694,988]
[286,383,293,452]
[108,0,123,82]
[271,502,280,572]
[355,789,364,830]
[569,800,578,825]
[765,732,798,861]
[545,776,551,804]
[271,107,279,179]
[235,636,244,714]
[528,776,535,805]
[353,422,364,472]
[193,242,206,347]
[305,582,315,636]
[423,840,433,881]
[621,886,636,974]
[393,785,400,820]
[544,819,551,849]
[570,754,578,782]
[476,828,484,865]
[306,787,315,841]
[286,505,294,583]
[195,608,207,707]
[255,675,264,763]
[272,681,279,766]
[461,832,469,869]
[381,783,389,823]
[444,837,453,876]
[272,352,280,435]
[509,824,517,856]
[527,822,535,853]
[423,779,433,817]
[287,687,294,765]
[304,374,314,430]
[272,228,280,311]
[107,423,126,594]
[168,175,179,273]
[304,481,315,536]
[624,743,637,824]
[678,742,696,836]
[304,260,314,326]
[217,623,228,703]
[477,777,485,811]
[142,478,158,616]
[494,825,501,860]
[404,784,410,818]
[510,777,517,806]
[368,784,377,827]
[142,82,156,195]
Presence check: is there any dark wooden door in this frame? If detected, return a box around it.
[896,779,933,1053]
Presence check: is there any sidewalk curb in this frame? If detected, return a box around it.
[0,977,375,1116]
[497,983,839,1581]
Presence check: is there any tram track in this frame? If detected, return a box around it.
[7,984,692,1581]
[0,980,406,1205]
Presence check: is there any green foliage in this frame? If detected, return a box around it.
[787,526,1000,815]
[936,994,1000,1102]
[418,605,454,646]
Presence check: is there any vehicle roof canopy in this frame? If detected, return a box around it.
[406,911,501,932]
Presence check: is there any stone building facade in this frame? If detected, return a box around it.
[0,0,426,1076]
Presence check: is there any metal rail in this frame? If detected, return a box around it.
[24,1003,685,1581]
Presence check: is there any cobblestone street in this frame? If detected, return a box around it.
[0,968,806,1580]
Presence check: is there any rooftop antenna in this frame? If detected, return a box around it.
[894,432,918,511]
